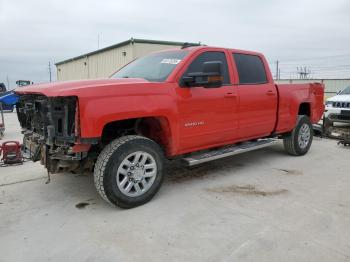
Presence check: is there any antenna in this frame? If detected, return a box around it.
[181,42,201,49]
[181,42,191,49]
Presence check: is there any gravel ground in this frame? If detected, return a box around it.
[0,111,349,262]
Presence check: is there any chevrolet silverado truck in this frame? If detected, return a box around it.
[15,46,324,208]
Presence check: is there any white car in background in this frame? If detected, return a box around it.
[324,85,350,128]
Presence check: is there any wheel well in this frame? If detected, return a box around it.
[101,118,138,143]
[100,117,172,155]
[298,103,310,116]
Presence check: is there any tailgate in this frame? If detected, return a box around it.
[310,83,325,123]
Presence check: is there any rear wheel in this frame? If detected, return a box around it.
[283,115,313,156]
[94,135,164,208]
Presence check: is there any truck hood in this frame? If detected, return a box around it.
[327,94,350,102]
[15,78,150,97]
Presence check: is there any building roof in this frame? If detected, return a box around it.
[55,38,201,66]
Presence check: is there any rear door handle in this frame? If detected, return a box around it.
[224,93,237,98]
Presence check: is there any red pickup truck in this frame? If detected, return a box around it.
[16,45,324,208]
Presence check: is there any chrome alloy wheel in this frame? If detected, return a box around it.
[298,123,311,149]
[116,151,157,197]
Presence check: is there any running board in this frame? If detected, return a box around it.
[182,138,279,166]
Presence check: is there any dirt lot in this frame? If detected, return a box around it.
[1,112,350,262]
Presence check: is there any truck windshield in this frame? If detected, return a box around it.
[111,50,189,82]
[340,86,350,95]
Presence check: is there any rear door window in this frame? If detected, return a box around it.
[233,53,267,84]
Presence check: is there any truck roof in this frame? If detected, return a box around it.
[157,45,264,57]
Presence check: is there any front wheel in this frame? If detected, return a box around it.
[283,115,313,156]
[94,135,164,208]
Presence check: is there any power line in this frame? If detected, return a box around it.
[268,58,350,79]
[276,53,350,63]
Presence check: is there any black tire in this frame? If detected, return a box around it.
[94,135,164,208]
[283,115,313,156]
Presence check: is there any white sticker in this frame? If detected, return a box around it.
[161,58,182,65]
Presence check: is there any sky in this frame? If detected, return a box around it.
[1,0,350,89]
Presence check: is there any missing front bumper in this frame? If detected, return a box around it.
[22,133,89,173]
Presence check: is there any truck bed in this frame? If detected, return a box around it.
[275,83,324,134]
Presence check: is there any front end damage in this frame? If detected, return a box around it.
[17,94,93,173]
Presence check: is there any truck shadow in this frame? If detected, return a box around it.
[164,144,285,184]
[47,143,287,209]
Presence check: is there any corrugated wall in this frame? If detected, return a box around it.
[56,43,182,81]
[276,79,350,98]
[57,44,133,81]
[86,44,133,79]
[56,56,88,81]
[133,43,181,58]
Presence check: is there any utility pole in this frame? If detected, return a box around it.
[278,68,281,80]
[6,75,10,89]
[48,62,52,82]
[275,60,279,80]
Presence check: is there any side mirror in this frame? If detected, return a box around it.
[336,90,342,95]
[182,61,223,88]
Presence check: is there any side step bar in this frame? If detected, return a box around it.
[182,138,279,166]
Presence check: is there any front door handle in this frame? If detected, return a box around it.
[266,90,275,96]
[224,93,237,98]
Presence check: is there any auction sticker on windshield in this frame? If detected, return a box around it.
[161,58,182,64]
